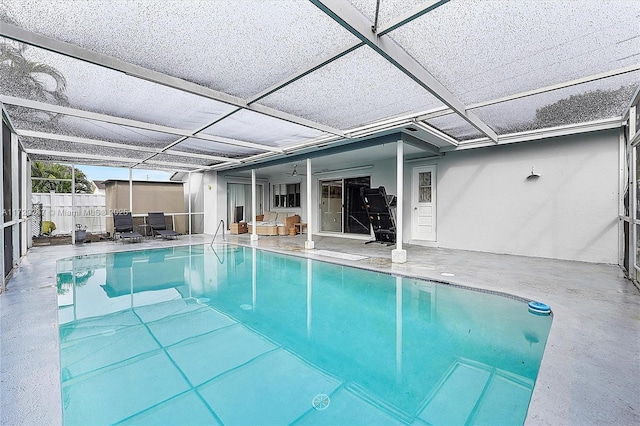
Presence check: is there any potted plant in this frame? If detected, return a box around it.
[74,224,87,244]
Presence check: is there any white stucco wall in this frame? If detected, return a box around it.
[203,171,218,235]
[404,129,620,263]
[371,157,397,194]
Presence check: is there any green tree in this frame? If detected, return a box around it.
[534,84,636,128]
[31,162,94,194]
[495,83,637,135]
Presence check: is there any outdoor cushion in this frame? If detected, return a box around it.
[264,211,278,222]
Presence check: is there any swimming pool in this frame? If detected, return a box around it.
[57,244,552,425]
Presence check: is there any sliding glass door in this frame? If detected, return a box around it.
[344,177,371,234]
[320,180,342,232]
[227,183,263,226]
[320,177,371,234]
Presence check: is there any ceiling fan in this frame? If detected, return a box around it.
[285,164,305,177]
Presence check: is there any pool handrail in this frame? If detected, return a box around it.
[211,220,225,246]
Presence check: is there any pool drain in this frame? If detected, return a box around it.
[312,394,330,410]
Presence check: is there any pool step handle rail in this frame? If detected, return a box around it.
[211,220,225,246]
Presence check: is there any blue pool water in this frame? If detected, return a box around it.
[56,244,552,425]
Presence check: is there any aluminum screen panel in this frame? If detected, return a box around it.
[28,155,137,168]
[149,153,218,167]
[390,0,640,104]
[470,71,639,135]
[425,114,486,141]
[201,109,328,148]
[132,163,198,172]
[1,0,359,99]
[348,0,433,28]
[5,106,178,149]
[0,38,235,130]
[259,46,444,130]
[20,135,151,160]
[2,1,638,170]
[172,138,260,158]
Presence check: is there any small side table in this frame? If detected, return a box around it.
[230,222,248,234]
[293,223,307,234]
[137,224,152,238]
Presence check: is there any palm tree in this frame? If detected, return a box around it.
[31,162,94,194]
[0,9,69,126]
[0,42,68,103]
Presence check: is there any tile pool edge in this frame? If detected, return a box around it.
[219,242,550,308]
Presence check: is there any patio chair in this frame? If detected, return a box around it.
[112,212,143,243]
[148,212,179,239]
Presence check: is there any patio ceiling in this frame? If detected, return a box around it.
[1,0,639,173]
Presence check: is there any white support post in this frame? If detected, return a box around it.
[71,164,75,245]
[11,133,19,261]
[129,168,133,213]
[188,171,192,235]
[306,258,313,338]
[392,139,407,263]
[619,129,627,268]
[21,149,27,256]
[632,148,637,279]
[0,111,5,289]
[251,169,258,241]
[630,105,637,279]
[305,157,314,249]
[396,275,403,380]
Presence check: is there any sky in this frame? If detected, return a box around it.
[78,165,173,182]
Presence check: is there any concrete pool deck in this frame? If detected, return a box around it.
[1,234,639,425]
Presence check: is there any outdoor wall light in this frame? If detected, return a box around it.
[527,167,541,180]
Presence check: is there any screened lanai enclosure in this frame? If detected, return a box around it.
[1,0,640,283]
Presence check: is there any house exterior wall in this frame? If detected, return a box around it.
[203,129,619,264]
[402,129,620,263]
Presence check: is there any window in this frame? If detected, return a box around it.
[419,171,432,203]
[273,183,300,208]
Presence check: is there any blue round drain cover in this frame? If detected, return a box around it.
[312,394,330,410]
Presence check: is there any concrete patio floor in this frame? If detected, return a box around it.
[1,233,638,425]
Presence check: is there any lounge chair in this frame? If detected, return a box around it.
[148,212,179,239]
[112,212,143,243]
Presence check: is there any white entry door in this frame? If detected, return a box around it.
[411,166,436,241]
